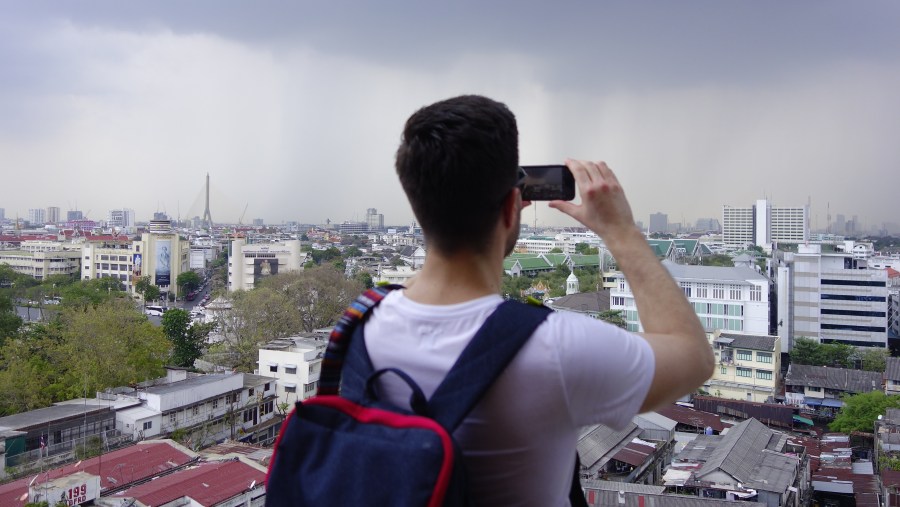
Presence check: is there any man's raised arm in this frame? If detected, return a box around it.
[549,160,714,412]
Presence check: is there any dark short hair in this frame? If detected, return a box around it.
[395,95,519,253]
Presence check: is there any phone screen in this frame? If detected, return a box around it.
[519,165,576,201]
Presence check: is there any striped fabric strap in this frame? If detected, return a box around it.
[317,284,402,396]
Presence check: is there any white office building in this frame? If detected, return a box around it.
[258,334,327,408]
[723,199,808,250]
[777,242,888,351]
[610,261,769,335]
[228,239,306,292]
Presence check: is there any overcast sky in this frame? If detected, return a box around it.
[1,1,898,231]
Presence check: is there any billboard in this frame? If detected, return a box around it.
[254,257,278,285]
[155,239,171,286]
[133,253,142,277]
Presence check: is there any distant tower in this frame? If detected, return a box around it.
[202,173,214,230]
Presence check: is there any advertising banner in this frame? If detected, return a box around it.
[254,257,278,285]
[155,239,171,286]
[133,253,142,277]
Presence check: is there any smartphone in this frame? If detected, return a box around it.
[518,165,576,201]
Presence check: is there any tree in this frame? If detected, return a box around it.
[162,309,208,368]
[830,391,900,433]
[598,310,627,329]
[858,347,890,372]
[574,243,599,255]
[210,287,303,372]
[55,299,170,399]
[343,246,363,258]
[547,247,564,254]
[0,293,22,343]
[700,255,734,267]
[261,266,363,332]
[790,337,853,368]
[60,277,126,310]
[177,271,202,295]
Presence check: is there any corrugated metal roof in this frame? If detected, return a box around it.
[886,357,900,381]
[110,459,265,506]
[577,423,639,469]
[717,332,778,351]
[655,404,726,432]
[0,441,195,507]
[785,364,882,393]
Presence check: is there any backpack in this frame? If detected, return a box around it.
[265,285,587,506]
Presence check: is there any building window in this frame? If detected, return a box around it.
[192,406,200,416]
[736,367,752,378]
[286,366,297,375]
[269,364,277,373]
[169,413,176,424]
[756,370,773,380]
[143,421,152,430]
[750,285,762,302]
[249,388,255,396]
[808,386,822,392]
[757,352,772,364]
[712,284,725,299]
[696,284,708,298]
[681,283,692,298]
[212,398,219,409]
[729,286,742,300]
[285,385,297,393]
[721,366,727,374]
[612,296,624,306]
[304,382,317,394]
[736,350,752,361]
[265,383,271,391]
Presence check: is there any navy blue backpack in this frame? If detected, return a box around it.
[265,286,586,506]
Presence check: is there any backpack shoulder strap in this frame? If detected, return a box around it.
[427,300,551,432]
[318,284,403,396]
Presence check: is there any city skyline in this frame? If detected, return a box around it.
[1,2,898,228]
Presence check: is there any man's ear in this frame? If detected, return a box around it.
[501,188,520,229]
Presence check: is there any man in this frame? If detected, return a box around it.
[364,95,713,505]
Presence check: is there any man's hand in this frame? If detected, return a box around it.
[548,160,635,242]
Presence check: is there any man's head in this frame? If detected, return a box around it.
[395,95,520,254]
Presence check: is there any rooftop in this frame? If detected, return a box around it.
[661,260,768,283]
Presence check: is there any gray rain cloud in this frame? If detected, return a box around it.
[1,1,898,230]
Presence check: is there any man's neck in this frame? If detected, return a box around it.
[403,246,504,305]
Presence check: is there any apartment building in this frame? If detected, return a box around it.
[610,261,769,335]
[258,334,327,408]
[777,242,888,351]
[708,330,781,403]
[134,221,191,298]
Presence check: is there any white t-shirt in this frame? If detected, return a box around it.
[363,290,655,506]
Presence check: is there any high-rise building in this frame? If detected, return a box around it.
[695,218,721,233]
[723,199,808,249]
[648,212,668,234]
[108,208,136,231]
[67,210,83,221]
[366,208,384,232]
[722,206,754,248]
[27,208,46,225]
[46,206,60,224]
[777,242,888,352]
[0,208,5,221]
